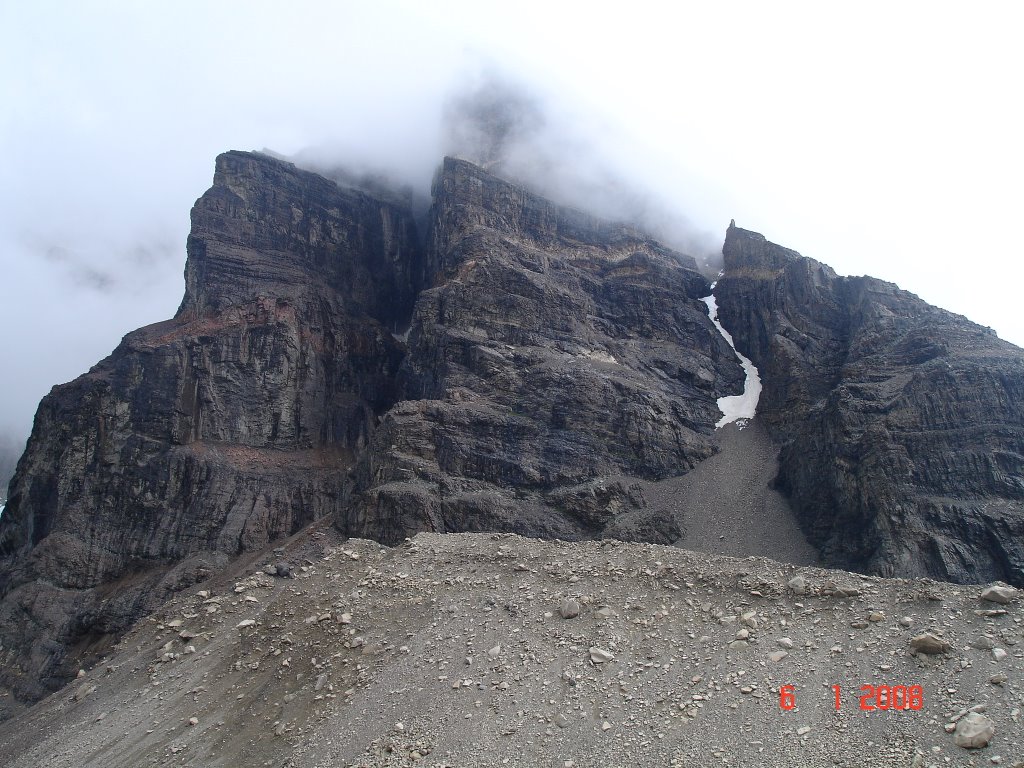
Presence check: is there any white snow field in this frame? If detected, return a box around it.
[701,283,762,428]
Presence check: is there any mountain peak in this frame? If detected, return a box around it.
[0,149,1022,727]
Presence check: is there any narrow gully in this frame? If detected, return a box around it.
[701,281,762,429]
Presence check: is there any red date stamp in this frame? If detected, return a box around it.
[779,684,923,711]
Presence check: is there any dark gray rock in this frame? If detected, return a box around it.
[0,154,741,717]
[5,150,1021,724]
[0,151,423,714]
[337,158,742,544]
[715,223,1024,586]
[275,563,294,579]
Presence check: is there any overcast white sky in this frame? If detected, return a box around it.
[1,1,1022,441]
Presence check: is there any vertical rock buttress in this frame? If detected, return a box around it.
[337,157,744,545]
[715,224,1024,585]
[0,151,423,715]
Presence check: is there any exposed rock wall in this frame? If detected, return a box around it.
[7,149,1019,722]
[0,152,422,712]
[0,153,740,716]
[338,158,742,544]
[715,223,1024,585]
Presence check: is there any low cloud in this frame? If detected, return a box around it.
[1,1,1020,459]
[0,432,24,498]
[295,64,719,265]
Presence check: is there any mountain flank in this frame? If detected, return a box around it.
[718,224,1024,584]
[0,528,1020,767]
[0,151,1022,723]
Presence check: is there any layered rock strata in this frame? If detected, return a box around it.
[0,151,423,713]
[7,147,1020,723]
[340,158,742,544]
[0,153,740,715]
[716,223,1024,585]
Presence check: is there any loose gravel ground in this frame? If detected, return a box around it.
[0,525,1020,768]
[657,419,820,566]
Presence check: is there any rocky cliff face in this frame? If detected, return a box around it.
[4,150,1020,720]
[0,151,423,714]
[341,157,741,545]
[716,223,1024,585]
[0,153,739,716]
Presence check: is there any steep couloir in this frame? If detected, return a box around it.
[715,223,1024,586]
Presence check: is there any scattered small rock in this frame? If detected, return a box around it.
[910,633,951,655]
[822,580,860,597]
[980,584,1017,605]
[74,684,97,702]
[558,599,580,619]
[954,712,996,749]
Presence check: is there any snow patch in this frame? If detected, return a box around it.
[701,283,762,429]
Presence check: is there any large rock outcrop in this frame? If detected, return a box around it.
[715,223,1024,585]
[6,148,1020,721]
[0,153,740,716]
[340,158,742,544]
[0,151,423,714]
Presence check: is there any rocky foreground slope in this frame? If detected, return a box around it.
[1,150,1022,723]
[0,529,1020,767]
